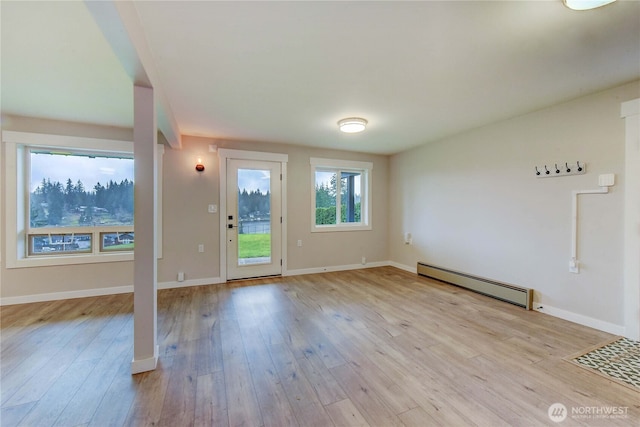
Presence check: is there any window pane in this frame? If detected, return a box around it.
[310,158,371,233]
[340,172,362,223]
[30,152,134,228]
[237,168,271,265]
[29,233,92,255]
[101,232,135,251]
[315,170,337,225]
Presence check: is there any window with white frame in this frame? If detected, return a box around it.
[2,131,162,268]
[310,157,372,232]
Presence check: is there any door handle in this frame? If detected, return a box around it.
[228,224,237,229]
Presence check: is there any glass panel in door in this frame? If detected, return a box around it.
[226,159,282,280]
[237,168,271,265]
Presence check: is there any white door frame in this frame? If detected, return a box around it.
[218,149,288,282]
[622,98,640,340]
[226,158,282,279]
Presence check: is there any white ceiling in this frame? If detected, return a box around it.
[2,1,639,155]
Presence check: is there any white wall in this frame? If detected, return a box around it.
[622,98,640,340]
[389,81,640,332]
[157,136,221,284]
[157,135,390,285]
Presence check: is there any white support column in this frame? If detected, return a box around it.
[622,98,640,341]
[131,85,159,374]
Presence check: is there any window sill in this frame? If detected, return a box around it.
[7,252,134,269]
[311,224,372,233]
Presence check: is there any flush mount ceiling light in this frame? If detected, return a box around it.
[563,0,616,10]
[338,117,368,133]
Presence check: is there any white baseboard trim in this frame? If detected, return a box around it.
[387,261,417,274]
[533,302,625,336]
[284,261,390,277]
[158,276,223,290]
[1,264,411,306]
[0,277,224,306]
[0,285,134,306]
[0,261,416,306]
[131,345,159,374]
[2,263,627,340]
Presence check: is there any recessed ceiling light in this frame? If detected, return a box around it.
[338,117,368,133]
[563,0,616,10]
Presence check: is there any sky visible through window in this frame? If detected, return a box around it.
[315,170,361,195]
[238,168,270,193]
[30,152,134,192]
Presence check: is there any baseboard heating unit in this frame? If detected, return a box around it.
[417,262,533,310]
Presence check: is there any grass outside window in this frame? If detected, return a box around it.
[238,233,271,258]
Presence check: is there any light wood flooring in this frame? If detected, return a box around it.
[1,267,638,426]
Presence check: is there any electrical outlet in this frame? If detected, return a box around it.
[297,240,302,247]
[198,244,204,253]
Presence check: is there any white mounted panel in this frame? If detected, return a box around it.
[598,173,615,187]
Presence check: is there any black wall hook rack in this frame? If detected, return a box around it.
[536,161,586,178]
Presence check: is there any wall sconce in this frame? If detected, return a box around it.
[195,158,205,172]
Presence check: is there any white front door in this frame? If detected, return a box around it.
[226,159,282,280]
